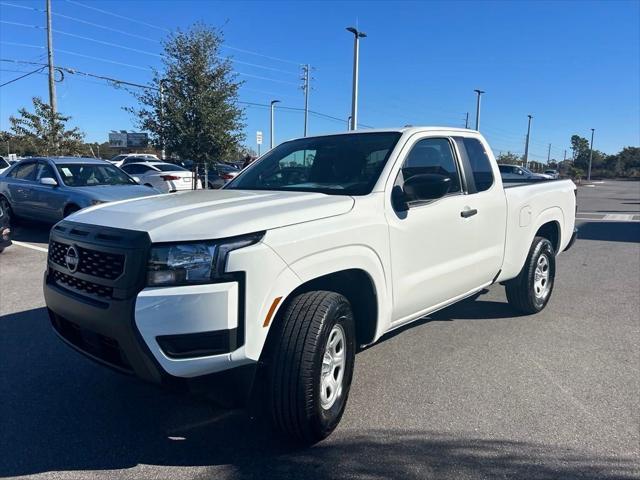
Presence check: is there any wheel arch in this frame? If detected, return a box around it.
[275,268,379,347]
[63,202,81,216]
[535,220,561,253]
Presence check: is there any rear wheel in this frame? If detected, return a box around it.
[506,236,556,314]
[0,197,14,225]
[268,291,355,444]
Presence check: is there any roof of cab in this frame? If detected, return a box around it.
[282,126,480,141]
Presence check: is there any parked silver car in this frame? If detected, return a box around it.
[498,164,551,181]
[0,157,158,224]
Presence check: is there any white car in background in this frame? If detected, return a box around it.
[120,162,202,192]
[110,154,161,168]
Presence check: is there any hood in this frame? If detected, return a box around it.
[69,189,355,242]
[70,184,159,202]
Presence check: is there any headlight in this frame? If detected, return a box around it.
[146,232,264,286]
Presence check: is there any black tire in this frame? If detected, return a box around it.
[64,204,80,217]
[268,291,355,444]
[505,236,556,314]
[0,197,14,225]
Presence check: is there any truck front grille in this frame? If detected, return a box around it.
[52,270,114,299]
[49,240,125,280]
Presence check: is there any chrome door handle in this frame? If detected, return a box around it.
[460,208,478,218]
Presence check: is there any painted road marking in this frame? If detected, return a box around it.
[603,214,635,221]
[11,240,48,253]
[576,216,640,222]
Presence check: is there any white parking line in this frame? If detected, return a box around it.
[11,240,49,253]
[603,214,635,221]
[576,216,640,222]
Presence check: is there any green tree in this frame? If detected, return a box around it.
[8,97,85,156]
[495,151,522,165]
[570,135,590,170]
[128,23,245,166]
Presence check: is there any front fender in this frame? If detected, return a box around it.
[280,244,391,343]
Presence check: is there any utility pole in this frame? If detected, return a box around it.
[46,0,57,116]
[465,112,469,129]
[474,89,485,130]
[301,64,311,136]
[588,128,595,181]
[270,100,280,149]
[547,143,551,163]
[346,26,366,131]
[523,114,533,168]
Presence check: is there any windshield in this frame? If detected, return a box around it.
[0,158,9,169]
[226,132,402,195]
[56,163,137,187]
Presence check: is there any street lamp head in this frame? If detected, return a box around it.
[270,99,281,106]
[474,89,485,95]
[346,26,366,38]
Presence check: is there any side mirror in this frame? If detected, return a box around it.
[403,174,451,204]
[40,177,58,186]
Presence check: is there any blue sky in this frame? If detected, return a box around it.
[1,0,638,162]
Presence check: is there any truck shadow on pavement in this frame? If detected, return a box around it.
[2,306,638,479]
[577,221,640,243]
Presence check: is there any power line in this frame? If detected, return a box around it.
[64,0,302,65]
[1,21,301,78]
[64,0,170,32]
[0,1,160,43]
[0,66,45,87]
[222,45,301,66]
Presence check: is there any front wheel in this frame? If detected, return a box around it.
[505,236,556,314]
[268,291,355,444]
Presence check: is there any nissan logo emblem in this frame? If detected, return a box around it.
[65,245,80,273]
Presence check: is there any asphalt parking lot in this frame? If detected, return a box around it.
[1,180,638,480]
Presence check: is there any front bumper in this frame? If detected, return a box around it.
[43,221,257,402]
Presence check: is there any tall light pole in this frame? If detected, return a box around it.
[524,114,533,168]
[588,128,595,181]
[474,89,485,130]
[347,115,352,131]
[46,0,57,117]
[465,112,469,129]
[547,143,551,163]
[270,100,280,149]
[346,26,366,131]
[301,64,311,136]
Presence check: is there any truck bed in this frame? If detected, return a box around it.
[498,179,577,281]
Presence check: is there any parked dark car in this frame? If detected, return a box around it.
[0,198,11,253]
[0,157,158,224]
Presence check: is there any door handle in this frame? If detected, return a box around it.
[460,208,478,218]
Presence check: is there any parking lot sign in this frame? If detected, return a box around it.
[256,131,263,145]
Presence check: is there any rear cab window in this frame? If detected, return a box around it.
[454,137,495,192]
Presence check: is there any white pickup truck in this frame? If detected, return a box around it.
[44,127,577,444]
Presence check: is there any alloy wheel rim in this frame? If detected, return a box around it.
[320,322,346,410]
[534,253,551,299]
